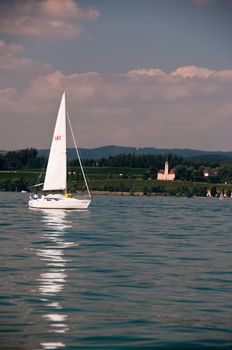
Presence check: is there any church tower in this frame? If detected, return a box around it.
[157,160,175,181]
[164,161,169,177]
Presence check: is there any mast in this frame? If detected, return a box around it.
[64,91,68,194]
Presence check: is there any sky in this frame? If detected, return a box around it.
[1,0,232,151]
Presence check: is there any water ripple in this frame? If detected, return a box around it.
[0,193,232,349]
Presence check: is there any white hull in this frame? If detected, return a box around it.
[28,195,91,209]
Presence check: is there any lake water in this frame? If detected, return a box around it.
[0,192,232,350]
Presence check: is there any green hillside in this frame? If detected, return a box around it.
[1,148,232,196]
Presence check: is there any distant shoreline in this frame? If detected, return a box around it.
[1,190,230,199]
[91,190,144,196]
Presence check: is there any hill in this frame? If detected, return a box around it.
[37,145,232,160]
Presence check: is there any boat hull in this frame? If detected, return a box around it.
[28,196,91,209]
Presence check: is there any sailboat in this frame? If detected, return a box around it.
[219,190,224,201]
[28,92,91,209]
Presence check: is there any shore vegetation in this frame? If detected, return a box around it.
[1,148,232,196]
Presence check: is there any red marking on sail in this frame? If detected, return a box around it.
[55,135,62,140]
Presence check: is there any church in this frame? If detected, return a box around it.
[157,161,175,181]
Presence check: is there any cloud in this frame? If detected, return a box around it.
[0,40,51,73]
[212,70,232,80]
[171,65,214,78]
[192,0,216,5]
[0,40,24,55]
[126,68,167,78]
[41,0,99,20]
[1,65,232,150]
[192,0,232,6]
[0,88,18,111]
[0,39,52,90]
[0,0,99,39]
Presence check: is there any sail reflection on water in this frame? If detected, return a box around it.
[34,209,76,349]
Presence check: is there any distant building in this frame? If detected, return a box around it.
[157,161,175,181]
[203,168,218,177]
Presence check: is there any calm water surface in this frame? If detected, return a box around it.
[0,192,232,349]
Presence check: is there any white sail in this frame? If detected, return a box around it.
[43,92,67,191]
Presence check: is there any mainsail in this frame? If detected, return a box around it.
[43,92,67,191]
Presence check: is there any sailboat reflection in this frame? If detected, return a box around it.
[35,209,76,349]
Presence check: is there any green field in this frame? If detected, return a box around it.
[0,166,231,197]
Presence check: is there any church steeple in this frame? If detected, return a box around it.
[164,160,169,177]
[157,160,175,181]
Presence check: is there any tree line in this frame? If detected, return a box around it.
[74,153,232,184]
[0,148,45,170]
[1,148,232,184]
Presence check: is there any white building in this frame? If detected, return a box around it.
[203,168,218,177]
[157,161,175,181]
